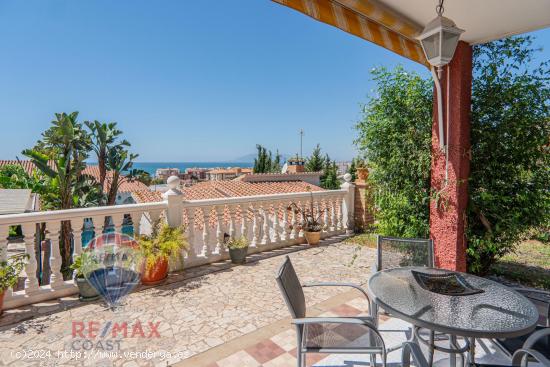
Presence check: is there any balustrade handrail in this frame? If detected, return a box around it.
[0,201,167,225]
[182,189,347,208]
[0,189,346,225]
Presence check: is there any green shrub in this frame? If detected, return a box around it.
[354,66,433,238]
[467,36,550,275]
[225,236,248,250]
[0,254,29,291]
[138,220,189,270]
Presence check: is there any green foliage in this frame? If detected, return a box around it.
[305,144,325,172]
[86,120,137,206]
[253,144,280,173]
[355,66,433,238]
[467,36,550,275]
[0,254,29,291]
[70,254,85,278]
[347,158,357,182]
[225,236,249,250]
[127,169,152,186]
[138,220,189,270]
[321,158,340,190]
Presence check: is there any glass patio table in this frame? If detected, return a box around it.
[368,266,539,366]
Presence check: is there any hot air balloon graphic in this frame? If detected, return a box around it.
[81,232,142,310]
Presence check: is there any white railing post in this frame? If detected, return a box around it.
[47,221,64,289]
[340,173,355,234]
[251,204,259,248]
[0,225,12,299]
[163,176,183,228]
[21,223,40,294]
[186,207,196,260]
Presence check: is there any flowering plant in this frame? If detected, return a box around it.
[287,189,327,233]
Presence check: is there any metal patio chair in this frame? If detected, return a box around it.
[372,235,434,320]
[493,288,550,363]
[375,235,434,272]
[402,331,550,367]
[275,255,386,367]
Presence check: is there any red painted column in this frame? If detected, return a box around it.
[430,41,472,272]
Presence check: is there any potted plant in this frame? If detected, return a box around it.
[356,158,369,181]
[70,254,100,301]
[0,253,28,315]
[287,190,327,246]
[138,220,188,285]
[225,236,249,264]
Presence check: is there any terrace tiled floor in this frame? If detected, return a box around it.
[0,236,380,366]
[0,236,513,366]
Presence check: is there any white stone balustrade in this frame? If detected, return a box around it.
[0,176,354,310]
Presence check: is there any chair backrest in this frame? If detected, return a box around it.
[515,289,550,327]
[275,256,306,319]
[376,236,434,271]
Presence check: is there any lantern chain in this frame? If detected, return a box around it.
[436,0,444,16]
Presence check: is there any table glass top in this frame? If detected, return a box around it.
[368,267,539,338]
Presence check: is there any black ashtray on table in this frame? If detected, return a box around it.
[412,270,484,296]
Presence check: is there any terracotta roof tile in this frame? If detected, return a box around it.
[0,160,148,194]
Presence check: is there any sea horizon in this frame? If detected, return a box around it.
[127,162,253,176]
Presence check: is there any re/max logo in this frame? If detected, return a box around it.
[72,321,161,338]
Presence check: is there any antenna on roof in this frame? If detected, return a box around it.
[299,129,304,159]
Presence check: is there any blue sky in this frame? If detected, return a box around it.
[0,1,548,162]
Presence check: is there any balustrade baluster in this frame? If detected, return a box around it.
[21,223,40,294]
[337,196,344,230]
[71,218,85,281]
[186,207,196,259]
[315,200,323,231]
[92,216,104,238]
[281,203,289,242]
[149,210,162,226]
[290,203,298,240]
[214,205,224,254]
[272,201,281,243]
[112,213,125,233]
[240,204,248,240]
[298,201,305,239]
[228,205,236,240]
[132,212,143,238]
[201,208,210,257]
[323,198,330,233]
[261,202,271,245]
[251,204,259,247]
[331,197,337,232]
[0,225,12,298]
[47,221,64,289]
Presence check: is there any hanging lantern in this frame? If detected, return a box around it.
[417,0,464,76]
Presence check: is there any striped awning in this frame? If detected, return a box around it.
[272,0,428,66]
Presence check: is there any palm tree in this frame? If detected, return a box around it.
[23,112,94,275]
[85,120,128,204]
[105,146,138,206]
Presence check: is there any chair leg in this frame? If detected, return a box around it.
[370,353,377,366]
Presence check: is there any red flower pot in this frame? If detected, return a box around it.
[141,258,169,285]
[0,290,5,316]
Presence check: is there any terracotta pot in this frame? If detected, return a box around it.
[228,247,248,264]
[75,276,100,301]
[304,231,321,245]
[141,258,169,285]
[0,290,4,316]
[357,168,369,181]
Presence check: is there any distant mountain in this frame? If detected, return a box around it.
[232,153,293,163]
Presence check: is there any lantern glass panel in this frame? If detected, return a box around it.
[442,32,460,60]
[421,32,440,61]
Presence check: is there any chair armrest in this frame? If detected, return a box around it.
[292,316,375,327]
[302,282,370,302]
[401,342,429,367]
[511,348,550,367]
[523,327,550,349]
